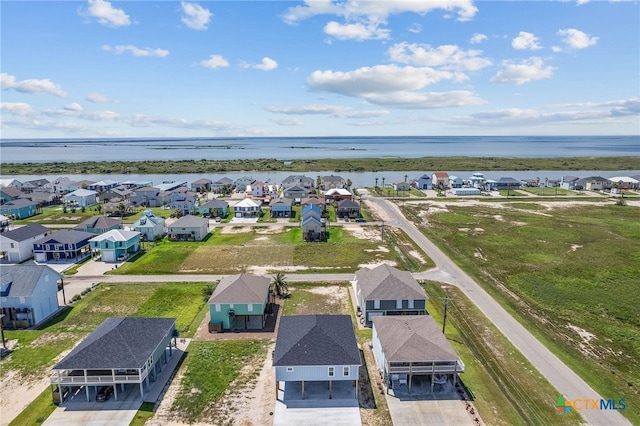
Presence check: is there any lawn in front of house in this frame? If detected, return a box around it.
[403,202,640,424]
[519,186,575,196]
[2,282,210,379]
[113,226,433,275]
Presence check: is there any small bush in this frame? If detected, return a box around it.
[71,294,81,302]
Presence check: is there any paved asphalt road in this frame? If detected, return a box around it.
[63,195,630,426]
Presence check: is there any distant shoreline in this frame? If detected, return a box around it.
[2,156,639,175]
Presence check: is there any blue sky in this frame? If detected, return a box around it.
[1,0,638,138]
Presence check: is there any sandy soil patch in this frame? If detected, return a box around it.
[347,226,381,242]
[358,260,397,269]
[567,324,599,358]
[220,226,253,234]
[568,244,583,252]
[408,250,425,262]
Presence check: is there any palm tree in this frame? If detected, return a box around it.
[346,178,352,190]
[404,174,408,182]
[375,177,379,188]
[272,272,288,298]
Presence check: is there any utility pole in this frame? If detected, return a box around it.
[441,296,452,334]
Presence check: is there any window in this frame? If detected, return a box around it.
[286,367,294,372]
[248,304,253,312]
[374,300,380,309]
[396,299,402,309]
[408,299,414,309]
[343,366,349,376]
[215,304,221,312]
[328,367,335,377]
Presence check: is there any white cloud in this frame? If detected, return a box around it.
[200,54,229,69]
[1,73,68,97]
[387,42,492,72]
[576,0,590,5]
[181,2,212,30]
[102,45,169,57]
[558,28,598,49]
[253,57,278,71]
[324,21,390,40]
[266,104,389,118]
[490,57,555,84]
[408,23,422,34]
[283,0,477,41]
[85,93,114,103]
[307,64,484,109]
[274,117,304,126]
[284,0,478,24]
[551,46,563,53]
[1,102,35,116]
[470,33,487,44]
[85,0,130,27]
[512,31,542,50]
[64,102,83,112]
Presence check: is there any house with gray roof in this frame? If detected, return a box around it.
[63,188,97,207]
[211,177,234,194]
[191,178,212,192]
[198,199,229,218]
[273,315,361,400]
[496,177,521,191]
[1,265,61,329]
[208,274,271,332]
[33,230,94,263]
[352,264,427,326]
[282,175,315,189]
[0,199,38,219]
[0,224,51,263]
[50,317,177,403]
[131,210,166,241]
[320,175,346,190]
[372,316,464,393]
[167,215,209,241]
[337,199,360,219]
[0,186,25,202]
[74,216,121,234]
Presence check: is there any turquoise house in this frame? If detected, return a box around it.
[208,274,271,332]
[89,229,140,262]
[0,199,38,219]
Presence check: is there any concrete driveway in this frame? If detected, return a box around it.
[274,381,361,426]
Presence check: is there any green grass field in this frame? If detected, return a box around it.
[519,187,576,196]
[403,202,640,424]
[113,226,433,275]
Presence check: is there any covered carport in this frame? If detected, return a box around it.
[371,316,464,395]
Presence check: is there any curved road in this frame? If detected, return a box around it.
[63,195,630,425]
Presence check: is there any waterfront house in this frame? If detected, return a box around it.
[131,210,165,241]
[415,174,432,190]
[0,224,51,263]
[432,172,449,189]
[282,175,315,190]
[50,317,177,403]
[20,190,61,207]
[372,316,464,393]
[98,187,132,203]
[393,181,411,191]
[64,188,97,207]
[191,178,212,192]
[233,198,261,218]
[234,176,254,193]
[0,199,38,219]
[198,199,229,218]
[320,175,346,190]
[74,216,121,234]
[0,179,23,190]
[167,215,209,241]
[33,230,93,263]
[66,180,95,192]
[576,176,610,191]
[88,180,119,192]
[21,179,50,193]
[352,264,427,326]
[468,172,486,189]
[89,229,141,262]
[560,176,580,190]
[208,274,271,332]
[448,176,463,189]
[609,176,640,190]
[1,265,61,329]
[496,177,521,191]
[269,197,293,218]
[211,177,235,194]
[273,315,361,400]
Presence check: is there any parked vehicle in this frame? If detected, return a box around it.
[355,218,366,223]
[96,386,113,402]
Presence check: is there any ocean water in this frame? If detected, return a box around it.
[1,135,639,163]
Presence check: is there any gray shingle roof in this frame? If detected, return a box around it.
[169,215,208,227]
[372,316,459,362]
[0,264,60,298]
[53,317,176,370]
[200,199,229,209]
[34,229,94,245]
[208,274,271,305]
[75,216,120,231]
[273,315,361,367]
[355,264,426,301]
[0,224,50,242]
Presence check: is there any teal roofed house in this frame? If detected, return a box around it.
[198,199,229,218]
[89,229,140,263]
[208,274,272,332]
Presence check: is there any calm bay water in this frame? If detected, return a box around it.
[1,135,639,163]
[2,136,638,187]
